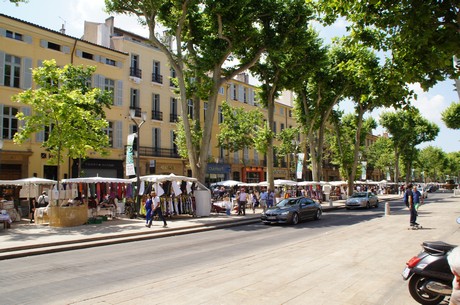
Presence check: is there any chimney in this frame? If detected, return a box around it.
[60,24,66,34]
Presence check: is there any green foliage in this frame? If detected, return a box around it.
[217,101,263,154]
[367,136,394,176]
[416,146,447,182]
[275,127,300,157]
[13,59,111,165]
[314,0,460,90]
[253,123,274,155]
[442,102,460,129]
[174,116,202,160]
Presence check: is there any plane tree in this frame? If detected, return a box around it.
[380,108,440,184]
[315,0,460,90]
[13,60,111,201]
[105,0,283,183]
[442,101,460,129]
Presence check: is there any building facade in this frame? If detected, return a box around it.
[0,14,300,186]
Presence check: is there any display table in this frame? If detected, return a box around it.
[0,213,12,229]
[34,207,50,225]
[47,205,88,227]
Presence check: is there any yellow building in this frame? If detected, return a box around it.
[0,14,298,186]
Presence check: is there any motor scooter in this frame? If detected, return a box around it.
[402,241,456,305]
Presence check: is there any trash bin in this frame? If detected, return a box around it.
[194,190,211,217]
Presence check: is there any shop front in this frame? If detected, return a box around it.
[72,158,124,178]
[205,163,231,186]
[242,166,264,183]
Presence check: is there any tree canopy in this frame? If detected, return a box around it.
[13,60,111,186]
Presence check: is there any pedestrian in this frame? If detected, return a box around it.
[447,246,460,305]
[144,192,153,227]
[267,189,274,208]
[259,189,268,212]
[29,198,36,223]
[37,191,49,208]
[251,190,259,214]
[412,185,423,211]
[237,188,247,216]
[148,191,167,228]
[404,183,418,226]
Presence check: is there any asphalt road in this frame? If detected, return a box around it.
[0,193,458,305]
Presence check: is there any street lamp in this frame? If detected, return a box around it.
[291,140,299,181]
[129,109,146,216]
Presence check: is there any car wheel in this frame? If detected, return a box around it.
[314,209,322,220]
[366,202,370,209]
[374,200,379,208]
[291,213,299,225]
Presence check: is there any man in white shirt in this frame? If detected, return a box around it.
[37,191,49,208]
[237,188,247,216]
[147,191,167,228]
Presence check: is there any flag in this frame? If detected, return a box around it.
[126,133,136,176]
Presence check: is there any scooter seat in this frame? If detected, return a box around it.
[422,241,457,254]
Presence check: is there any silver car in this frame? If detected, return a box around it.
[345,192,379,209]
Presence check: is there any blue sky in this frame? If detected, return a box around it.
[2,0,459,153]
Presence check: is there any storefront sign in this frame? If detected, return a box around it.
[207,163,230,174]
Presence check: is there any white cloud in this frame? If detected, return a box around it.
[408,83,447,124]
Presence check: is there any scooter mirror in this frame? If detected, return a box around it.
[457,216,460,224]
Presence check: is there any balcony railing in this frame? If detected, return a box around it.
[129,106,142,118]
[151,110,163,121]
[129,67,142,78]
[152,73,163,84]
[170,113,179,123]
[126,146,181,159]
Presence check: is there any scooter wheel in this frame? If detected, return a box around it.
[408,274,445,305]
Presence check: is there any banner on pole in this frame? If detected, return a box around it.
[126,133,137,176]
[296,153,304,180]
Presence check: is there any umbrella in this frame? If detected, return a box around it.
[213,180,242,187]
[62,177,133,184]
[0,177,57,186]
[273,179,297,186]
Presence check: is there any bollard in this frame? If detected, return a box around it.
[385,201,390,215]
[329,199,333,207]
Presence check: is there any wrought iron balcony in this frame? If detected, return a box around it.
[129,67,142,78]
[129,106,142,118]
[170,113,179,123]
[152,73,163,84]
[151,110,163,121]
[126,146,181,158]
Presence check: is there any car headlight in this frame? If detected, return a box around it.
[281,211,290,215]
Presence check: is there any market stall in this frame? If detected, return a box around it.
[59,176,134,227]
[0,177,57,224]
[138,174,211,217]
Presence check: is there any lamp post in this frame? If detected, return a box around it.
[129,109,146,216]
[291,140,299,181]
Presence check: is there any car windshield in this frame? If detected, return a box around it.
[351,192,367,198]
[276,199,297,207]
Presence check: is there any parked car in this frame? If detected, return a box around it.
[345,192,379,209]
[261,197,322,225]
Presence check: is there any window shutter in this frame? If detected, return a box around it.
[36,130,45,143]
[21,57,32,89]
[40,39,47,48]
[114,121,122,148]
[21,107,31,128]
[62,46,70,54]
[0,51,4,86]
[238,85,244,101]
[94,55,100,62]
[23,35,32,44]
[99,56,106,63]
[75,50,82,58]
[0,104,3,135]
[0,28,5,37]
[116,61,123,68]
[115,80,123,106]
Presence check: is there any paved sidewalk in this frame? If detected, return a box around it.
[0,194,401,259]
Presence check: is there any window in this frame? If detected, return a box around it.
[170,98,178,122]
[170,68,176,87]
[187,99,194,119]
[2,106,18,139]
[243,87,247,103]
[104,121,114,147]
[48,41,61,51]
[280,107,284,115]
[280,123,285,131]
[130,88,139,108]
[152,94,162,120]
[82,51,94,60]
[153,128,161,150]
[105,58,116,66]
[232,84,237,100]
[218,106,223,124]
[219,87,224,95]
[44,125,53,142]
[273,122,277,134]
[6,30,23,41]
[104,78,115,103]
[4,54,21,88]
[152,61,162,83]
